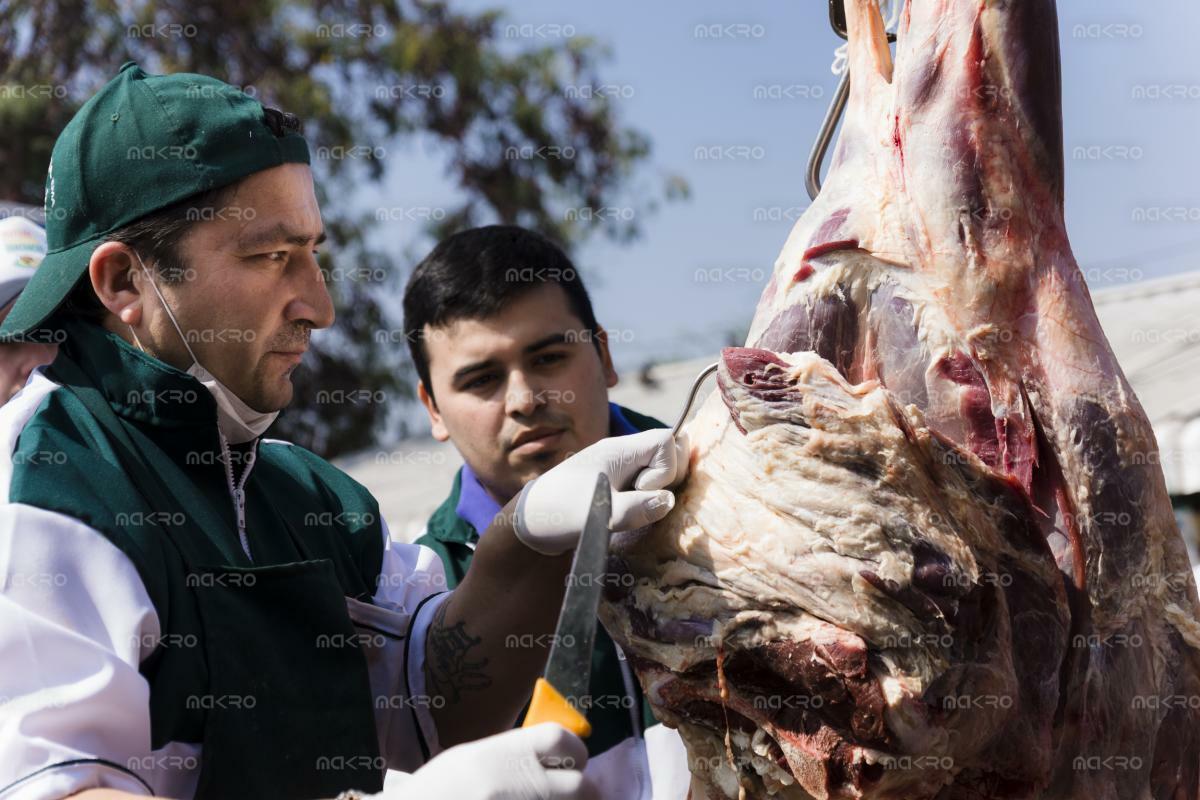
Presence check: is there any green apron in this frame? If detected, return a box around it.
[52,355,384,799]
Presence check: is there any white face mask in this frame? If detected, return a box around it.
[128,252,279,444]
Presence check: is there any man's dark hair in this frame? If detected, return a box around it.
[402,225,601,404]
[56,106,303,324]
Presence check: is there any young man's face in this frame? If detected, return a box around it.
[419,282,619,505]
[128,163,334,412]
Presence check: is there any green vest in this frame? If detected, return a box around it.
[416,405,664,756]
[12,319,392,798]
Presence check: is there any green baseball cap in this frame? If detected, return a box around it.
[0,61,310,341]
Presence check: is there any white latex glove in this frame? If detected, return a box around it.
[513,429,690,555]
[381,723,598,800]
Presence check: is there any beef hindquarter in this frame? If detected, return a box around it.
[600,2,1200,798]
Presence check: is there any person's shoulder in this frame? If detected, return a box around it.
[615,404,667,432]
[5,366,90,461]
[258,438,380,517]
[412,470,476,590]
[3,370,178,607]
[258,440,388,582]
[419,468,475,545]
[5,369,133,514]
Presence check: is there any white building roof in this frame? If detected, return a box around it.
[1091,270,1200,497]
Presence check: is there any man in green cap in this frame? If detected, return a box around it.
[0,63,687,799]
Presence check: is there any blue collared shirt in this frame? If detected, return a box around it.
[455,402,640,539]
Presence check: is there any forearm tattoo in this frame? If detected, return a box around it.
[425,600,492,704]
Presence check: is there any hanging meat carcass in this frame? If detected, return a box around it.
[600,1,1200,798]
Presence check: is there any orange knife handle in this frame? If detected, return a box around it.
[522,677,592,738]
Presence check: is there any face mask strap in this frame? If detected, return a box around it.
[127,325,145,353]
[132,250,202,367]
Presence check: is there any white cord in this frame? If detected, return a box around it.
[830,0,903,76]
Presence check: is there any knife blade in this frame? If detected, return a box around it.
[521,472,612,737]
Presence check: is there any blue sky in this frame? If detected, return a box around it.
[362,0,1200,373]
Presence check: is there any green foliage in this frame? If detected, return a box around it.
[0,0,684,456]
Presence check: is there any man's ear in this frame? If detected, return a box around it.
[594,325,619,389]
[89,242,143,327]
[417,380,451,442]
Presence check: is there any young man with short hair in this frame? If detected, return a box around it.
[404,226,689,796]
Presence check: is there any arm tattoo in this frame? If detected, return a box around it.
[425,600,492,704]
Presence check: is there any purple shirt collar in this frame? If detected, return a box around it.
[456,402,639,538]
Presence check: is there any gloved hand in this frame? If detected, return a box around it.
[381,723,598,800]
[513,429,689,555]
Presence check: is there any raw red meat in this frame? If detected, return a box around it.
[600,2,1200,797]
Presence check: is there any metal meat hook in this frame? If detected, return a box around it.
[806,0,899,200]
[671,362,720,437]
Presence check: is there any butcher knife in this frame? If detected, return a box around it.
[521,472,612,737]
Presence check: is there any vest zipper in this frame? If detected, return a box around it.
[218,430,258,561]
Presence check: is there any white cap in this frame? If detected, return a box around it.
[0,217,47,311]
